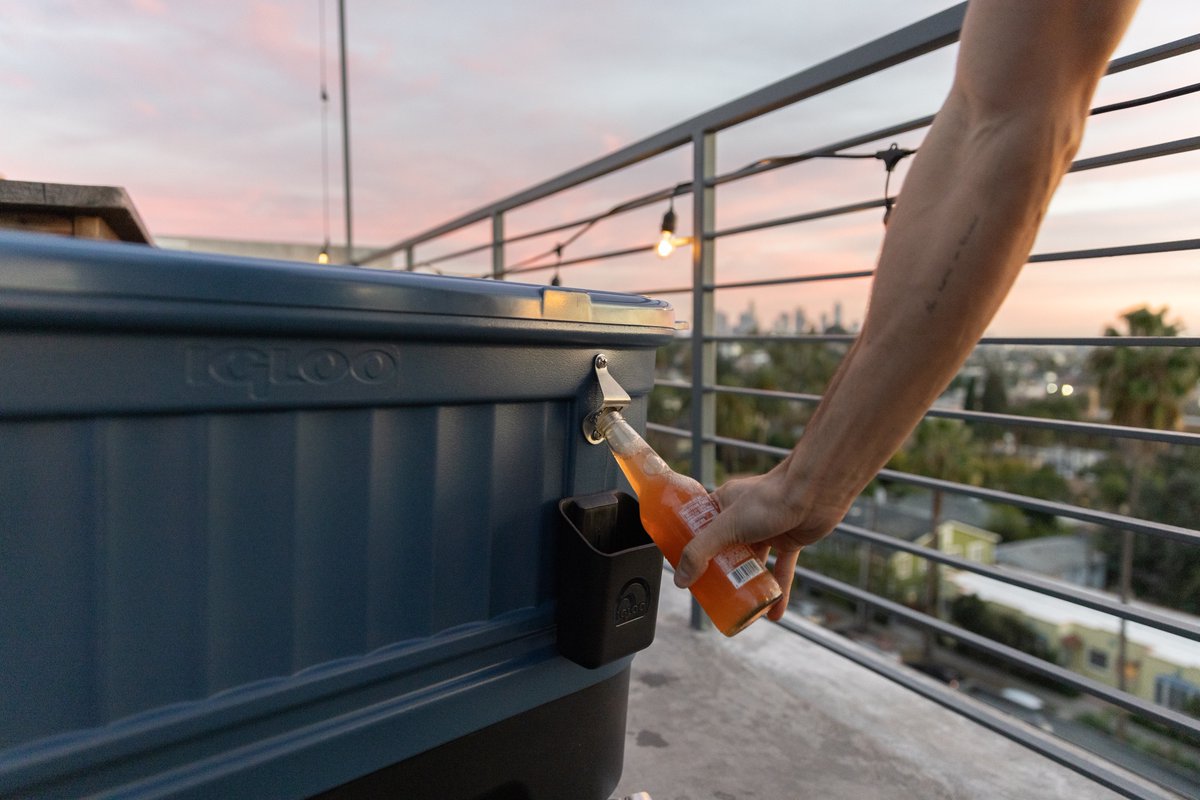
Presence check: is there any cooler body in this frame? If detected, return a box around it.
[0,233,674,799]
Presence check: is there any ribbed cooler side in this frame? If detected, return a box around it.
[0,401,568,750]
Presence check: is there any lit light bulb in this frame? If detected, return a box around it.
[317,241,330,265]
[656,232,675,259]
[656,204,677,259]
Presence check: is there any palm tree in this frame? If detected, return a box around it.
[1090,306,1199,433]
[1087,305,1200,735]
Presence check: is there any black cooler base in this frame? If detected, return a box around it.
[315,667,632,800]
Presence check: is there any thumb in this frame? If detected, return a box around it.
[674,501,741,589]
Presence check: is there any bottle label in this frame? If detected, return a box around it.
[677,493,718,533]
[677,494,764,589]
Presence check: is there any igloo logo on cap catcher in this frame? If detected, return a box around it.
[615,578,652,626]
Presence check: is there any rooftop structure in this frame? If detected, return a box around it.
[0,180,151,244]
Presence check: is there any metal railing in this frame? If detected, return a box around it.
[362,5,1200,798]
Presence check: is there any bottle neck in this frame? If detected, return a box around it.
[596,410,642,457]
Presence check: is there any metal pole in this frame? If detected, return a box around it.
[492,212,505,279]
[689,130,717,632]
[337,0,353,261]
[405,246,415,271]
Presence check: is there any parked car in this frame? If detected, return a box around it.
[968,686,1055,733]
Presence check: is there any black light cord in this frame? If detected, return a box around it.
[318,0,332,257]
[495,146,915,279]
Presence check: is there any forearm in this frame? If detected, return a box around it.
[778,0,1140,520]
[782,103,1074,507]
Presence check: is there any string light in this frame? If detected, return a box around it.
[490,143,914,278]
[656,200,677,259]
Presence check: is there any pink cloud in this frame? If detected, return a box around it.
[131,0,166,15]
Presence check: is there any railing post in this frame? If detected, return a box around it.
[404,246,415,271]
[492,211,505,280]
[690,129,717,632]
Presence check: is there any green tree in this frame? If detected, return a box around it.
[891,419,983,654]
[980,457,1070,540]
[1086,305,1200,732]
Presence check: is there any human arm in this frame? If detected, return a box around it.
[675,0,1141,618]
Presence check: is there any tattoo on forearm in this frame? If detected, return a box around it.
[953,215,980,262]
[926,214,981,315]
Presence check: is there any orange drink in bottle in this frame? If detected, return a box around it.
[596,410,782,636]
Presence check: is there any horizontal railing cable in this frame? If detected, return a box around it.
[502,244,655,276]
[1091,81,1200,116]
[1105,33,1200,74]
[706,116,935,188]
[707,269,877,292]
[873,469,1200,547]
[707,34,1200,190]
[1070,136,1200,173]
[645,421,691,440]
[631,234,1200,295]
[670,382,1200,448]
[709,199,886,240]
[791,566,1200,739]
[833,521,1200,642]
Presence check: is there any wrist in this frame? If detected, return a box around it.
[777,441,867,532]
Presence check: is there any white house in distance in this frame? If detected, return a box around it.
[948,570,1200,713]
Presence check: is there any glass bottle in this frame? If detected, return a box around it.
[596,409,782,636]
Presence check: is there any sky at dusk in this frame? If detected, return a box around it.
[2,0,1197,336]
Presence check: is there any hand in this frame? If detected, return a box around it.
[673,467,847,622]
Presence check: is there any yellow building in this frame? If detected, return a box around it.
[949,571,1200,711]
[892,520,1000,581]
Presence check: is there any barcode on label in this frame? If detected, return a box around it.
[726,558,764,589]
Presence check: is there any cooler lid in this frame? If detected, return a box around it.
[0,232,677,334]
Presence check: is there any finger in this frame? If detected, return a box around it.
[767,548,801,621]
[674,511,740,589]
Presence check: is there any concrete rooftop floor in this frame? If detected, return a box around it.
[613,579,1177,800]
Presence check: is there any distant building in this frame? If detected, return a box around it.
[715,310,730,336]
[892,520,1001,586]
[735,301,759,335]
[158,235,370,266]
[949,571,1200,710]
[841,496,999,604]
[995,534,1106,589]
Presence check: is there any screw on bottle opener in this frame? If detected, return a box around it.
[583,353,631,444]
